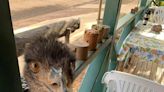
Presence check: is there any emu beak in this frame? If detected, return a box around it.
[51,67,68,92]
[51,67,62,76]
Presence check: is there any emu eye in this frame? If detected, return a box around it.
[29,62,40,73]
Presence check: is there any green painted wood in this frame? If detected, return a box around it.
[116,7,144,31]
[116,12,142,51]
[79,0,152,91]
[91,46,111,92]
[135,6,143,24]
[115,0,152,53]
[136,0,149,22]
[79,0,123,92]
[108,49,118,71]
[116,19,135,53]
[139,0,148,7]
[135,12,143,23]
[79,46,109,92]
[103,0,123,72]
[0,0,23,92]
[116,0,152,31]
[103,0,123,35]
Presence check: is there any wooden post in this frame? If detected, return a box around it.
[0,0,22,92]
[103,0,123,71]
[139,0,148,7]
[136,0,148,22]
[97,0,103,24]
[103,0,123,35]
[116,19,135,52]
[79,46,110,92]
[79,0,123,92]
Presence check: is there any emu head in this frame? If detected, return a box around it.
[23,34,75,92]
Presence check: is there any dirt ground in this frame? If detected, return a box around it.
[9,0,138,29]
[10,0,138,91]
[9,0,99,29]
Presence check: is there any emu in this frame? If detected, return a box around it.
[16,19,80,92]
[18,33,76,92]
